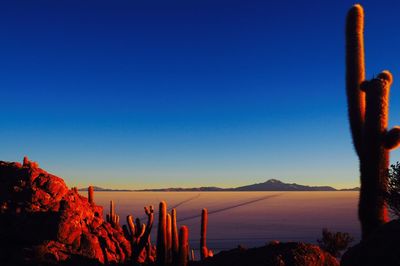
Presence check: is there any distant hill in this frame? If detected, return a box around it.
[339,187,360,191]
[79,179,358,192]
[232,179,336,191]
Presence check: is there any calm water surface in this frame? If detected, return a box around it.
[80,191,360,252]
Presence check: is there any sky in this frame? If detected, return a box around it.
[1,0,400,189]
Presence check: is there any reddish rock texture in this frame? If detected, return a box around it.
[192,242,339,266]
[0,158,131,265]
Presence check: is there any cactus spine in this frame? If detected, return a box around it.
[178,226,189,266]
[156,201,168,266]
[88,186,94,204]
[346,4,400,238]
[200,208,208,260]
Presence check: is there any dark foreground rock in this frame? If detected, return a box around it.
[341,219,400,266]
[193,242,339,266]
[0,158,131,266]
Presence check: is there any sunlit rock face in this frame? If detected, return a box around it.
[192,242,339,266]
[341,219,400,266]
[0,158,131,265]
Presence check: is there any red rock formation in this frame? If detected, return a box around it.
[0,158,131,265]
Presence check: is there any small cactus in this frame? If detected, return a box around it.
[190,249,195,261]
[200,208,208,260]
[178,226,189,266]
[88,186,94,204]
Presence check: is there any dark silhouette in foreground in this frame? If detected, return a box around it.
[342,4,400,266]
[345,3,400,240]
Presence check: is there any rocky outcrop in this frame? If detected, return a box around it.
[192,242,339,266]
[0,158,131,265]
[341,219,400,266]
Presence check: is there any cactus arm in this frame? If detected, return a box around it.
[127,215,136,237]
[383,127,400,150]
[138,224,146,239]
[346,4,366,157]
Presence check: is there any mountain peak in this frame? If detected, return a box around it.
[265,179,283,184]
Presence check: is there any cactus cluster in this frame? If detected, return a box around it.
[346,4,400,238]
[123,206,155,263]
[97,192,211,265]
[155,201,200,266]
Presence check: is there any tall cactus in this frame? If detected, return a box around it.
[156,201,168,266]
[178,226,189,266]
[200,208,208,260]
[346,4,400,238]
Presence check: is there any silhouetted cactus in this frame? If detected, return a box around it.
[178,226,189,266]
[157,201,168,266]
[345,4,400,238]
[88,186,94,204]
[200,208,208,260]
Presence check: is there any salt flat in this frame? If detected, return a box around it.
[82,191,360,252]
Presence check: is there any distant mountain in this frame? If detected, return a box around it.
[79,179,356,192]
[233,179,336,191]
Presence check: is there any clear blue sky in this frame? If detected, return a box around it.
[1,0,400,189]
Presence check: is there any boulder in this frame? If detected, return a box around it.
[0,158,131,265]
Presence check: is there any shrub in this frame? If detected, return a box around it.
[386,162,400,217]
[317,228,354,257]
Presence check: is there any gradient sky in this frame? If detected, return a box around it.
[1,0,400,189]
